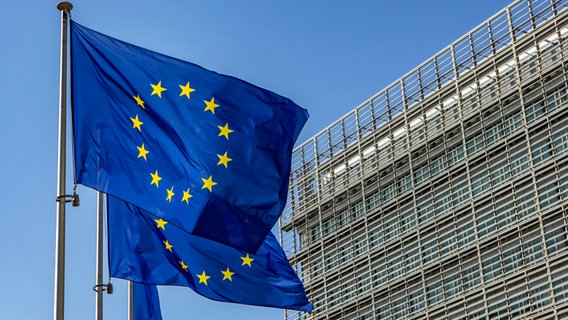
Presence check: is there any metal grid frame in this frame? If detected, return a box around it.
[280,0,568,319]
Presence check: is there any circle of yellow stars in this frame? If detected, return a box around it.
[129,80,234,206]
[130,80,251,285]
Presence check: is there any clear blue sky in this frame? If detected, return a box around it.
[1,1,514,319]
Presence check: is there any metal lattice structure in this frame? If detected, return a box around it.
[280,0,568,318]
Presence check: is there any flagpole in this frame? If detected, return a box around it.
[54,2,72,320]
[128,281,134,320]
[95,192,104,320]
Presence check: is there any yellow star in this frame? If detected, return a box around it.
[241,254,254,267]
[166,186,175,202]
[179,82,195,99]
[130,115,143,132]
[133,94,145,109]
[221,267,235,281]
[151,81,167,98]
[218,123,234,139]
[201,175,217,192]
[179,260,189,272]
[154,218,167,230]
[204,97,220,114]
[197,271,211,285]
[137,143,149,161]
[163,240,173,252]
[181,188,193,204]
[150,170,162,187]
[217,151,232,168]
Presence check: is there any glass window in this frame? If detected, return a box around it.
[434,190,453,217]
[447,145,465,167]
[462,264,481,291]
[365,193,381,212]
[400,208,417,233]
[552,275,568,304]
[414,165,430,185]
[477,211,496,239]
[529,283,551,311]
[525,101,545,124]
[545,227,568,256]
[561,175,568,200]
[508,291,530,318]
[503,113,523,135]
[466,134,485,156]
[418,204,435,224]
[431,155,446,175]
[381,183,397,203]
[523,237,544,266]
[471,169,491,196]
[516,190,536,218]
[546,88,567,112]
[552,127,568,155]
[490,158,510,187]
[531,136,552,166]
[444,273,463,299]
[404,247,421,272]
[426,282,444,306]
[408,288,425,314]
[510,152,529,176]
[482,253,502,282]
[311,225,321,241]
[452,180,470,206]
[502,246,522,273]
[322,218,335,237]
[538,179,559,210]
[485,124,502,145]
[422,236,439,264]
[398,174,412,193]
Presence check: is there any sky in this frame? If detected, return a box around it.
[0,1,515,319]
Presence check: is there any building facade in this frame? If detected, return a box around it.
[280,0,568,319]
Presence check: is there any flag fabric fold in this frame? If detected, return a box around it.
[108,196,312,313]
[133,283,163,320]
[70,21,308,252]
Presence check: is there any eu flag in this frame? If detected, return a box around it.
[133,283,162,320]
[108,196,312,312]
[70,21,308,252]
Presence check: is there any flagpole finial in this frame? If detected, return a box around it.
[56,2,73,11]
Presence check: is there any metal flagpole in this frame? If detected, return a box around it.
[54,2,73,320]
[92,192,111,318]
[95,192,104,320]
[128,281,134,320]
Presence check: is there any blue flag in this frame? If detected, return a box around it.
[107,196,312,312]
[70,21,308,252]
[133,283,162,320]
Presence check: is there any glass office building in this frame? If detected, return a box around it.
[280,0,568,318]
